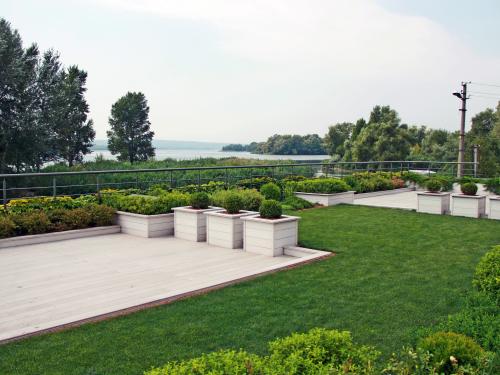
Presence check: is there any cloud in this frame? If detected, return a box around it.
[85,0,500,141]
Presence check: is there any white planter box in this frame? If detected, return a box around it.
[489,196,500,220]
[241,215,300,257]
[116,211,174,238]
[173,206,222,242]
[355,187,414,199]
[204,210,257,249]
[417,192,450,215]
[451,194,486,218]
[0,225,120,249]
[294,191,354,206]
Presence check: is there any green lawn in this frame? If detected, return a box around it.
[1,205,499,375]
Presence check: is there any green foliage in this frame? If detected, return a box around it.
[436,292,500,353]
[260,182,281,201]
[0,215,16,238]
[461,182,478,196]
[107,92,155,163]
[292,178,350,194]
[145,350,265,375]
[401,171,425,184]
[11,211,51,235]
[211,189,263,212]
[433,175,455,192]
[418,332,487,374]
[176,181,226,194]
[485,178,500,195]
[236,176,276,189]
[223,191,244,214]
[472,246,500,305]
[425,178,442,193]
[102,191,190,215]
[4,195,96,214]
[281,196,313,210]
[251,133,326,155]
[190,192,210,209]
[259,199,282,219]
[87,205,116,227]
[343,172,397,193]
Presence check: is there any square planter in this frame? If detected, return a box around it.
[294,191,354,206]
[489,196,500,220]
[204,210,257,249]
[416,192,450,215]
[173,206,222,242]
[116,211,174,238]
[451,194,486,218]
[241,215,300,257]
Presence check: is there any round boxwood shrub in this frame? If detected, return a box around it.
[418,332,486,374]
[260,182,281,201]
[425,178,442,193]
[259,199,282,219]
[473,245,500,305]
[190,192,210,209]
[461,182,478,196]
[223,192,243,214]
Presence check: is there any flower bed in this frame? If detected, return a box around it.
[287,178,354,206]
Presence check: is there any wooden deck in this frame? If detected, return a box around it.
[0,234,328,342]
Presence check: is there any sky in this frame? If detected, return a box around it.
[1,0,500,143]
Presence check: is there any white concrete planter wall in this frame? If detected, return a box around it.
[354,187,414,199]
[173,206,222,242]
[241,215,300,257]
[116,211,174,238]
[0,225,120,249]
[294,191,354,206]
[489,196,500,220]
[204,210,257,249]
[416,192,450,215]
[451,194,486,218]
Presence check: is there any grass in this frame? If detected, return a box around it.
[1,205,499,375]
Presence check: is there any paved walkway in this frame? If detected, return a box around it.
[354,184,494,211]
[0,234,328,342]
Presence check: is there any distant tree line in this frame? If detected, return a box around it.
[224,104,500,176]
[0,19,155,172]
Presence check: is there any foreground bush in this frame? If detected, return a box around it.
[259,200,282,219]
[210,189,263,212]
[473,246,500,305]
[418,332,488,374]
[145,328,379,375]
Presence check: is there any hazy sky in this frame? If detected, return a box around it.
[2,0,500,143]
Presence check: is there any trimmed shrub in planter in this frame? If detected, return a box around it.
[425,178,442,193]
[485,177,500,195]
[473,246,500,305]
[259,199,282,219]
[291,178,354,206]
[260,182,281,201]
[461,182,478,196]
[210,189,264,212]
[190,192,210,209]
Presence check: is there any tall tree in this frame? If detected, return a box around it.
[107,92,155,163]
[323,122,353,159]
[52,66,95,167]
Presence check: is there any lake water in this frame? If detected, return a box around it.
[85,149,330,162]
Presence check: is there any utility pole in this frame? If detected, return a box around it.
[453,82,469,178]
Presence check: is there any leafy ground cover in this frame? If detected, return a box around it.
[0,205,499,375]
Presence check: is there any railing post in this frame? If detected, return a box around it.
[3,178,6,209]
[170,170,174,189]
[52,177,57,198]
[225,168,229,189]
[96,175,101,203]
[197,170,201,187]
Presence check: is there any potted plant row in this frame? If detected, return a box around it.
[241,200,300,257]
[451,182,486,218]
[204,191,256,249]
[416,178,451,215]
[292,178,354,206]
[173,192,221,242]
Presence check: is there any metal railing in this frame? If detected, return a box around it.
[0,160,481,204]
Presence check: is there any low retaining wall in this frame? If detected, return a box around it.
[0,225,121,249]
[294,191,355,206]
[354,187,415,199]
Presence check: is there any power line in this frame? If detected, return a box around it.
[469,90,500,96]
[470,94,500,100]
[470,81,500,88]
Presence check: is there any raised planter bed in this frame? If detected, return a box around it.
[354,187,415,199]
[416,192,450,215]
[116,211,174,238]
[294,191,354,206]
[241,215,300,257]
[0,225,120,249]
[451,194,486,218]
[204,210,257,249]
[489,196,500,220]
[173,206,222,242]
